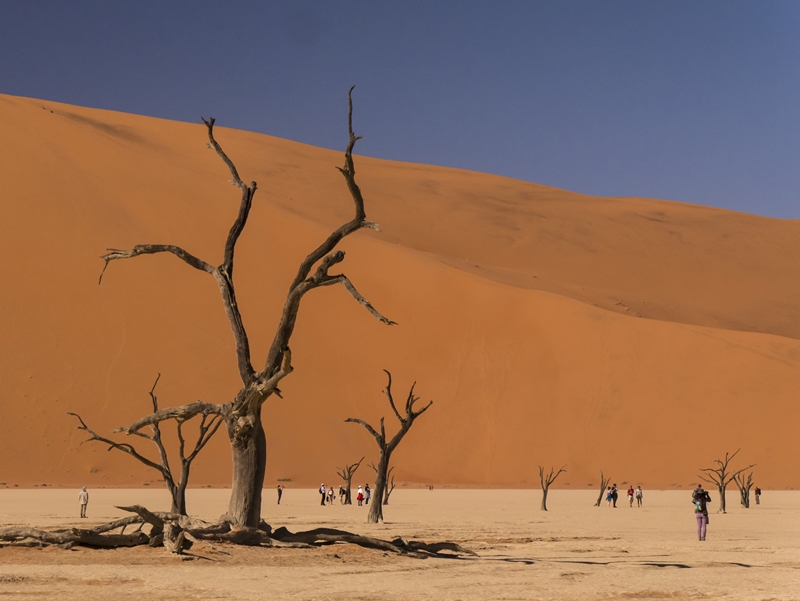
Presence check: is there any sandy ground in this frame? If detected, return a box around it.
[0,488,798,600]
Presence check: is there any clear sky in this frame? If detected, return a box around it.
[2,1,798,218]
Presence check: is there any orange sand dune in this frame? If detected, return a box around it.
[0,94,798,492]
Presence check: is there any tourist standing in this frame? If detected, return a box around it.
[755,486,762,505]
[327,486,335,505]
[365,484,371,505]
[611,484,619,508]
[692,485,712,541]
[356,485,364,506]
[627,485,635,507]
[78,487,89,518]
[277,484,283,505]
[606,486,613,507]
[635,485,643,507]
[319,483,327,506]
[339,485,346,504]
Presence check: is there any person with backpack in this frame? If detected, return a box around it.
[692,485,712,541]
[611,484,619,508]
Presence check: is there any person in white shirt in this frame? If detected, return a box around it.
[78,487,89,518]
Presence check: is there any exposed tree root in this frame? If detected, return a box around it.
[0,505,476,559]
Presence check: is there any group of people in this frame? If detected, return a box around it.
[605,484,644,507]
[317,483,372,506]
[76,480,764,544]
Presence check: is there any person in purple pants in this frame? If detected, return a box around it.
[692,485,712,541]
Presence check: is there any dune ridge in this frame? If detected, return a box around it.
[1,93,798,490]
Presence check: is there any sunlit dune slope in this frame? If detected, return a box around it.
[1,94,798,492]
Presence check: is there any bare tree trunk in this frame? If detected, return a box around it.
[539,465,566,512]
[226,417,266,526]
[699,450,755,515]
[99,90,393,528]
[347,371,432,524]
[369,454,390,523]
[594,471,610,507]
[336,457,364,505]
[384,467,396,505]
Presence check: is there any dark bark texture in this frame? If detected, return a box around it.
[346,370,432,523]
[336,457,364,505]
[594,470,611,507]
[68,374,222,515]
[97,88,393,527]
[699,449,755,514]
[539,465,566,511]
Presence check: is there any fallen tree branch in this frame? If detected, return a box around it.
[1,506,476,558]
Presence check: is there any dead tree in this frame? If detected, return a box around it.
[98,88,394,527]
[346,370,432,523]
[594,470,611,507]
[539,465,566,511]
[732,470,755,508]
[699,449,755,513]
[68,374,222,515]
[369,462,396,504]
[336,457,364,505]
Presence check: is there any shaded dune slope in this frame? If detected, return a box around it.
[1,94,798,491]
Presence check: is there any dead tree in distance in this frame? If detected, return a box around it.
[594,470,611,507]
[732,470,755,508]
[346,370,432,523]
[699,449,755,513]
[68,374,222,515]
[336,457,364,505]
[99,88,394,527]
[539,465,566,511]
[370,462,396,504]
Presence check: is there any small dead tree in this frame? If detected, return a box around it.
[539,465,566,511]
[594,470,611,507]
[99,88,394,527]
[68,374,222,515]
[336,457,364,505]
[346,370,432,523]
[699,449,755,513]
[369,462,396,504]
[732,470,755,508]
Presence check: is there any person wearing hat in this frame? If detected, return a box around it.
[319,483,327,506]
[78,487,89,518]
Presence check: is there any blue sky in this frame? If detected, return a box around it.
[2,1,798,218]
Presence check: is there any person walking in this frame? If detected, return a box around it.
[78,487,89,518]
[755,486,762,505]
[606,486,613,507]
[627,485,635,507]
[319,483,327,506]
[635,485,643,507]
[611,484,619,508]
[277,484,283,505]
[692,484,712,541]
[356,485,364,506]
[365,484,371,506]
